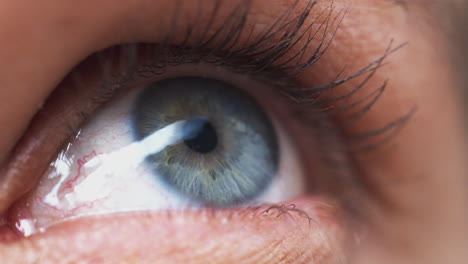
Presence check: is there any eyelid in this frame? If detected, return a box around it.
[2,197,342,263]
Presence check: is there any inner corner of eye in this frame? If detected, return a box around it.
[8,73,306,236]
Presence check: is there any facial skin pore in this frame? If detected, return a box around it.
[0,0,466,263]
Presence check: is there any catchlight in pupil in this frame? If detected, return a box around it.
[132,77,279,207]
[182,118,218,154]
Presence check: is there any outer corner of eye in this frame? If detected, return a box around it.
[4,67,328,239]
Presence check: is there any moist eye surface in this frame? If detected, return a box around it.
[132,77,279,207]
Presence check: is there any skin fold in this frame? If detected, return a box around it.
[0,0,466,263]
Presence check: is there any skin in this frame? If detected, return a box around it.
[0,0,466,263]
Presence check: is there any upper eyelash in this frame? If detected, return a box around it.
[288,40,416,152]
[91,0,413,154]
[97,0,339,82]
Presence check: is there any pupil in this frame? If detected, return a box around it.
[182,118,218,153]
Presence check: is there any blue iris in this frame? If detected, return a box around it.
[132,77,279,207]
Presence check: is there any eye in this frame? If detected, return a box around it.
[1,1,407,250]
[11,62,315,234]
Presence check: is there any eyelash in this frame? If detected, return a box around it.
[87,0,412,152]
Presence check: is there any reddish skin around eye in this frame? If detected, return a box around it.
[3,197,343,264]
[0,226,18,243]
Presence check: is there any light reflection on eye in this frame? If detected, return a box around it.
[11,68,306,236]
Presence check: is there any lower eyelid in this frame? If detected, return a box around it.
[1,197,343,263]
